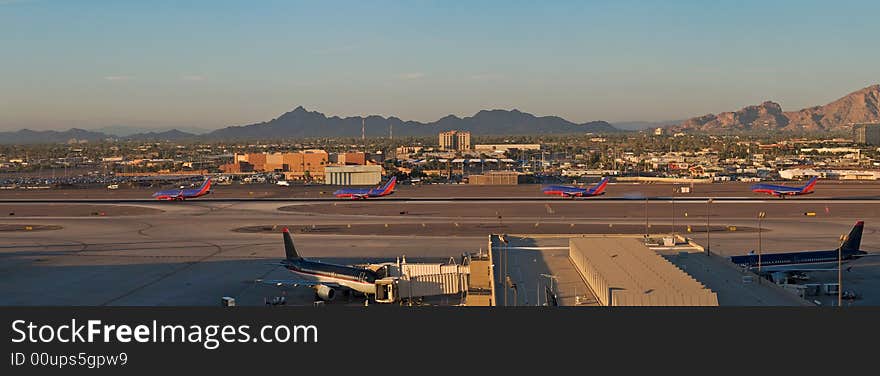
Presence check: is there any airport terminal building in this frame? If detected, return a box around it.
[324,165,383,185]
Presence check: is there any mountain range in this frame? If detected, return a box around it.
[0,108,617,144]
[677,84,880,133]
[3,84,878,144]
[204,107,616,140]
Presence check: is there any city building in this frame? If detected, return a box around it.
[324,165,383,185]
[396,146,423,155]
[282,150,329,181]
[336,152,368,165]
[853,123,880,145]
[467,171,520,185]
[223,151,329,181]
[473,144,540,153]
[439,130,471,151]
[219,161,254,173]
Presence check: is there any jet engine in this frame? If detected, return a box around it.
[314,285,336,301]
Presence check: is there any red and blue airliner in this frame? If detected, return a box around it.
[333,176,396,199]
[542,177,609,198]
[750,176,818,198]
[152,177,212,201]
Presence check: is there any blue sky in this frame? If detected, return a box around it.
[2,0,879,130]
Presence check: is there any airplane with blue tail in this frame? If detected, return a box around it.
[152,177,212,200]
[257,228,379,301]
[730,221,875,282]
[542,177,609,198]
[750,176,818,198]
[333,176,396,199]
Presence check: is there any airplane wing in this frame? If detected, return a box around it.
[255,279,341,288]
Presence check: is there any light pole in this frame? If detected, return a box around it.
[536,276,540,306]
[706,198,713,255]
[644,196,649,237]
[506,276,518,307]
[839,234,847,307]
[671,184,677,238]
[498,234,509,307]
[757,211,766,273]
[540,273,558,305]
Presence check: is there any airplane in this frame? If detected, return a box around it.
[542,177,609,198]
[152,177,212,200]
[257,228,379,301]
[729,221,872,282]
[750,176,818,198]
[333,176,397,199]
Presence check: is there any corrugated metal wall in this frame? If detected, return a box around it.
[397,273,468,297]
[569,238,719,306]
[569,242,612,306]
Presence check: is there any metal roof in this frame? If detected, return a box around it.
[570,237,718,306]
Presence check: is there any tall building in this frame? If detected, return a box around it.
[854,123,880,145]
[439,130,471,151]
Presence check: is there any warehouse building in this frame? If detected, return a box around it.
[324,165,383,185]
[569,237,719,306]
[222,151,328,181]
[468,171,520,185]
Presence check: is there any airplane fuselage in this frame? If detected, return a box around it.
[283,259,378,295]
[542,178,609,198]
[542,186,604,198]
[750,177,818,198]
[333,190,395,199]
[152,189,210,200]
[333,177,396,199]
[153,178,212,200]
[730,249,866,271]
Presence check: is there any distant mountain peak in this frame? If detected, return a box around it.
[678,84,880,133]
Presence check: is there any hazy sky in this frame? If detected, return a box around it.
[2,0,879,131]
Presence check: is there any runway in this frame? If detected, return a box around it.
[4,196,880,204]
[1,197,879,306]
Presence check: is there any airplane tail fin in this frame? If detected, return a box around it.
[800,176,819,193]
[197,177,212,194]
[841,221,863,252]
[591,177,609,195]
[379,176,397,195]
[282,228,301,260]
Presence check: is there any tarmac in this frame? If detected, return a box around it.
[1,183,879,306]
[4,180,880,200]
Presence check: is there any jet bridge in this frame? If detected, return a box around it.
[372,256,471,304]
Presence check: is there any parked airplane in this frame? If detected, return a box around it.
[333,176,397,199]
[750,176,818,198]
[152,177,212,200]
[257,228,379,301]
[730,221,871,282]
[542,177,609,198]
